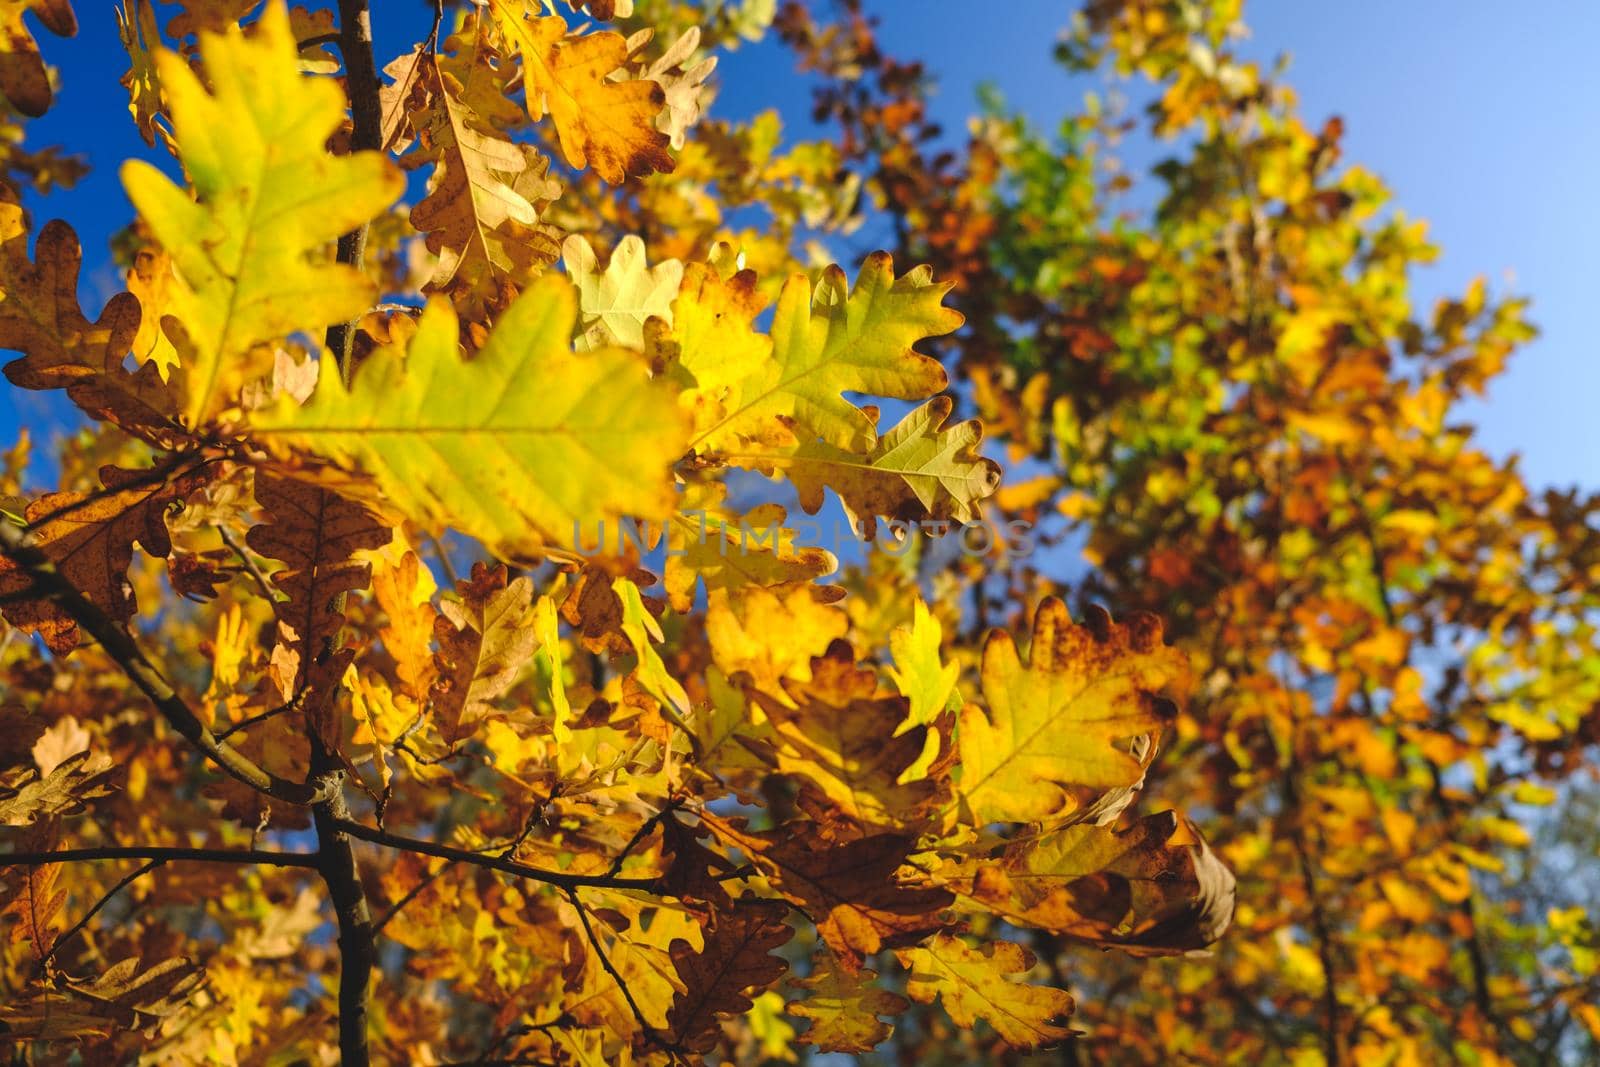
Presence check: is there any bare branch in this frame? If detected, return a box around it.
[1,846,320,868]
[333,818,673,893]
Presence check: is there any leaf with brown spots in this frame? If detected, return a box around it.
[897,935,1075,1050]
[786,954,909,1053]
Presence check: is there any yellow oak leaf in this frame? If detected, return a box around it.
[785,954,909,1053]
[662,480,836,614]
[563,233,683,351]
[656,262,773,438]
[958,600,1189,825]
[783,395,1002,538]
[888,598,960,783]
[691,252,959,454]
[120,1,404,427]
[896,935,1075,1050]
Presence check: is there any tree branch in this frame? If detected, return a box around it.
[0,846,320,868]
[325,0,386,374]
[310,759,377,1067]
[566,887,673,1052]
[0,521,330,807]
[332,818,675,893]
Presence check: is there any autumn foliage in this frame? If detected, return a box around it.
[0,0,1594,1065]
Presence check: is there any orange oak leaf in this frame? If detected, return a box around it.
[488,0,673,184]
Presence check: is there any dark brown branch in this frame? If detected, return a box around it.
[310,759,377,1067]
[1,847,320,868]
[332,818,673,892]
[0,521,329,807]
[324,0,386,374]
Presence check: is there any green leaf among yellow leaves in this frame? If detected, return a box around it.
[251,274,689,560]
[120,0,403,427]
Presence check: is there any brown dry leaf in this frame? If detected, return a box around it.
[0,0,76,117]
[954,811,1236,954]
[245,474,389,729]
[701,811,951,972]
[0,195,184,447]
[0,750,116,826]
[0,463,212,653]
[0,826,64,959]
[743,640,951,832]
[395,41,563,314]
[488,0,673,184]
[667,897,793,1053]
[786,954,909,1053]
[430,563,538,748]
[897,934,1075,1050]
[62,955,204,1030]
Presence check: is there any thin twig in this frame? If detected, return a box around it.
[606,799,681,878]
[215,688,307,743]
[39,860,165,969]
[566,887,674,1053]
[216,523,276,603]
[333,818,674,892]
[371,860,449,935]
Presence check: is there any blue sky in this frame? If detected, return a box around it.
[4,1,1594,491]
